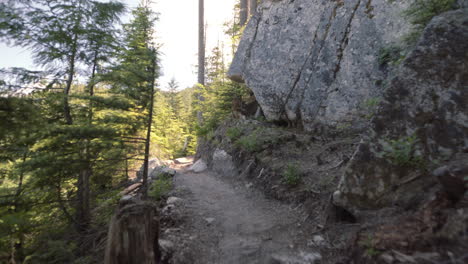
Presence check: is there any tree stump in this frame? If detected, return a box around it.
[104,196,160,264]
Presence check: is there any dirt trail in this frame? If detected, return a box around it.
[167,162,321,264]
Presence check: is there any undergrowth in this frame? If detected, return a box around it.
[226,127,242,141]
[149,175,173,200]
[235,128,265,152]
[380,134,426,169]
[282,163,301,186]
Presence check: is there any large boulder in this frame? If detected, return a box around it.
[212,148,237,177]
[229,0,413,130]
[149,166,176,181]
[188,159,208,173]
[333,9,468,215]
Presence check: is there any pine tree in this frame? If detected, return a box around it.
[109,1,159,199]
[166,78,183,117]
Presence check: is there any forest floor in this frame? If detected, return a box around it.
[159,160,327,264]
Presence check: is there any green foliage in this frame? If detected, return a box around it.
[152,90,195,159]
[235,128,265,152]
[378,45,405,66]
[403,0,456,45]
[359,235,381,257]
[148,175,173,200]
[226,127,242,141]
[191,44,251,138]
[282,163,301,186]
[236,135,261,152]
[381,135,425,168]
[360,97,381,120]
[0,1,167,262]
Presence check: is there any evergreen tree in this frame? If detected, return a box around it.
[166,78,183,117]
[109,1,159,199]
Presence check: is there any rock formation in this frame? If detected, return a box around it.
[229,0,414,130]
[333,9,468,215]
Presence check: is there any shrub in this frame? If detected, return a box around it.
[360,97,381,120]
[236,134,262,152]
[381,135,425,168]
[148,175,173,200]
[235,128,265,152]
[226,127,242,140]
[282,163,301,186]
[359,235,381,257]
[378,45,405,66]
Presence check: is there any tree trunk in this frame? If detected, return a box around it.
[76,169,91,234]
[104,198,160,264]
[10,154,26,264]
[198,0,205,85]
[249,0,257,16]
[64,31,78,125]
[141,50,157,200]
[240,0,248,25]
[76,49,98,236]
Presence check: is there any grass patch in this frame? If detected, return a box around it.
[360,97,381,120]
[378,45,405,66]
[226,127,242,140]
[282,163,301,186]
[235,128,265,152]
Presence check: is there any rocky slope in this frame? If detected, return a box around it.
[214,0,468,262]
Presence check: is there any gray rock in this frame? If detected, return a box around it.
[334,10,468,215]
[432,166,450,178]
[166,196,183,205]
[174,157,193,164]
[136,158,163,179]
[212,148,237,177]
[162,204,175,215]
[379,253,395,264]
[229,0,413,130]
[312,235,326,247]
[149,166,176,180]
[159,239,175,262]
[270,251,322,264]
[205,217,215,225]
[457,0,468,8]
[189,159,208,173]
[119,195,136,207]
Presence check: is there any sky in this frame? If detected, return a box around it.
[0,0,237,89]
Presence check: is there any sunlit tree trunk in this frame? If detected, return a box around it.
[141,50,157,200]
[249,0,257,17]
[240,0,248,25]
[198,0,205,85]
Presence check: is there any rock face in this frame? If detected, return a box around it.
[229,0,413,130]
[333,9,468,215]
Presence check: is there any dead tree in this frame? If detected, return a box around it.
[104,197,160,264]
